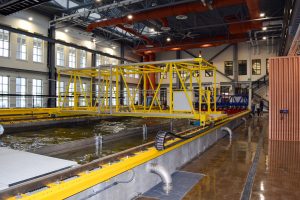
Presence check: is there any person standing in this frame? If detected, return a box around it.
[256,101,261,117]
[259,99,264,116]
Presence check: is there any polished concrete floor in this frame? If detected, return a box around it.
[181,115,300,200]
[140,115,300,200]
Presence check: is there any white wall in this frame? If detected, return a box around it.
[156,41,278,85]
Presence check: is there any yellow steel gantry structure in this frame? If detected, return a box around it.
[57,58,226,124]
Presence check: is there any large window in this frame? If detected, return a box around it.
[16,77,26,108]
[96,54,102,66]
[56,45,64,66]
[252,59,261,75]
[0,76,9,108]
[69,47,76,68]
[69,83,74,106]
[238,60,247,75]
[33,38,43,62]
[56,81,64,107]
[80,83,86,106]
[160,67,167,79]
[224,61,233,76]
[205,70,213,77]
[79,50,86,68]
[32,79,42,107]
[0,29,9,57]
[16,34,27,60]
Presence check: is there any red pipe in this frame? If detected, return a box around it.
[228,21,262,34]
[87,0,245,31]
[246,0,260,19]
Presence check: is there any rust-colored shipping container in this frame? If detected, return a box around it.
[269,56,300,141]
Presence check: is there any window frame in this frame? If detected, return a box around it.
[0,29,10,57]
[33,38,43,63]
[16,34,27,60]
[68,47,76,68]
[224,61,233,76]
[238,60,247,75]
[0,76,9,108]
[252,59,261,75]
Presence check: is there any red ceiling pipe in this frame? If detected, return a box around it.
[228,21,262,34]
[135,33,247,53]
[116,24,153,44]
[87,0,245,31]
[246,0,260,19]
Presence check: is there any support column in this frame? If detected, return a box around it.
[47,26,56,108]
[91,53,96,106]
[233,43,238,95]
[119,43,125,106]
[176,50,181,89]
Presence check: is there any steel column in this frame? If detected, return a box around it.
[47,26,56,108]
[233,43,238,94]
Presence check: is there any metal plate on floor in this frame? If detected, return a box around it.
[0,147,77,190]
[142,171,203,200]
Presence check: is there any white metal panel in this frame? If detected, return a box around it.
[0,147,77,190]
[173,91,194,111]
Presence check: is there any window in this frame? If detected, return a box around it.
[0,29,9,57]
[69,83,74,106]
[16,77,26,107]
[160,67,167,79]
[224,61,233,76]
[96,54,102,66]
[33,38,43,62]
[56,81,64,107]
[56,45,64,66]
[180,71,187,79]
[172,66,176,78]
[123,88,128,106]
[16,34,27,60]
[80,83,86,106]
[32,79,42,107]
[205,70,213,77]
[252,59,261,75]
[220,86,230,95]
[79,50,86,68]
[0,76,9,108]
[238,60,247,75]
[69,47,76,68]
[193,71,199,77]
[266,59,269,75]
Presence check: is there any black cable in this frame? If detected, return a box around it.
[154,130,195,151]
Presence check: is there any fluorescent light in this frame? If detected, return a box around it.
[112,46,116,49]
[263,36,267,40]
[127,14,133,20]
[260,13,265,17]
[64,29,69,33]
[262,27,267,31]
[166,37,171,42]
[149,28,155,32]
[28,17,33,21]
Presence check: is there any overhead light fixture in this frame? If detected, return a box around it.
[112,46,116,49]
[145,44,154,48]
[127,14,133,20]
[64,29,69,33]
[166,37,171,42]
[149,28,155,32]
[171,47,181,51]
[260,13,265,17]
[263,36,267,40]
[28,17,33,21]
[92,38,96,42]
[176,15,188,20]
[201,43,212,48]
[262,27,267,31]
[161,26,171,31]
[96,0,101,2]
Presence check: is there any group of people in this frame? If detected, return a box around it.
[251,99,264,117]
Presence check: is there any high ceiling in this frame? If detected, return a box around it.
[1,0,286,53]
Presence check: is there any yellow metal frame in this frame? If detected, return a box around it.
[56,58,222,123]
[7,110,249,200]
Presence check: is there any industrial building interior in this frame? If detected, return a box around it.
[0,0,299,199]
